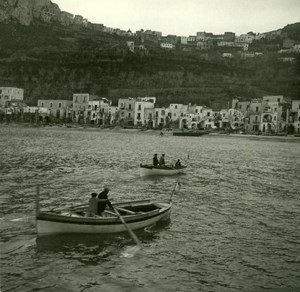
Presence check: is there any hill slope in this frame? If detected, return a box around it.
[0,17,299,108]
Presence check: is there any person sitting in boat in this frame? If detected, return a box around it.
[159,154,165,167]
[97,187,113,216]
[153,153,159,167]
[86,193,98,217]
[175,159,181,167]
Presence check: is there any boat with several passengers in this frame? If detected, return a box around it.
[140,164,187,177]
[36,199,172,237]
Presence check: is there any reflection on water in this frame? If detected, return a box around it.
[1,126,300,291]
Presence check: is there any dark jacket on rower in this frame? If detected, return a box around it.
[97,188,113,215]
[153,154,159,167]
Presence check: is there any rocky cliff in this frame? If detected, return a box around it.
[0,0,78,26]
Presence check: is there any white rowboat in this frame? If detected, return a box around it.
[140,164,187,177]
[36,199,171,237]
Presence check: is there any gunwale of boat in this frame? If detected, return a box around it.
[36,200,171,225]
[140,164,187,170]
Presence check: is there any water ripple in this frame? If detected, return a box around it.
[1,126,300,291]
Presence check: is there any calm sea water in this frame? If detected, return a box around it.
[1,125,300,292]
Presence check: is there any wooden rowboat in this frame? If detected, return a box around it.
[140,164,187,177]
[36,199,171,237]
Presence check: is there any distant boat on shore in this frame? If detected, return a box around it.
[173,130,210,137]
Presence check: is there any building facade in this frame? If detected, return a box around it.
[0,87,24,107]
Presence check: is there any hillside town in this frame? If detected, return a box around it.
[2,0,299,63]
[56,12,300,63]
[1,87,299,135]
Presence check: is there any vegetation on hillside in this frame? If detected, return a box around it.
[0,23,299,109]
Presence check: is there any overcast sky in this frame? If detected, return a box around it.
[53,0,300,36]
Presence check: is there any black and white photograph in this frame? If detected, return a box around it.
[0,0,300,291]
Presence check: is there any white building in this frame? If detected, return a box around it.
[134,98,155,127]
[118,98,135,126]
[86,98,112,125]
[37,99,72,119]
[127,41,134,53]
[290,100,300,133]
[169,104,188,122]
[160,43,175,49]
[236,34,254,44]
[180,36,188,45]
[222,53,234,58]
[0,87,23,107]
[155,107,170,128]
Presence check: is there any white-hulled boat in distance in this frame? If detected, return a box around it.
[36,199,171,237]
[139,164,187,177]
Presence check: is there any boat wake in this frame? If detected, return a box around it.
[120,245,141,258]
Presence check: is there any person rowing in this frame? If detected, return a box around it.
[97,187,113,216]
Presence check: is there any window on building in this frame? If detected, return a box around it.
[50,103,53,108]
[129,104,132,110]
[138,104,141,110]
[277,98,280,102]
[59,103,62,108]
[207,112,211,116]
[255,116,258,122]
[75,96,77,102]
[149,113,152,119]
[83,96,86,102]
[161,110,165,115]
[93,113,95,118]
[239,105,242,109]
[128,113,131,118]
[195,109,198,113]
[175,105,177,109]
[174,113,177,117]
[256,107,259,112]
[137,113,141,119]
[155,112,158,117]
[274,108,277,112]
[41,103,44,107]
[274,116,276,121]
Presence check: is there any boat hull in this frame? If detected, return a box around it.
[173,131,209,136]
[36,201,171,236]
[140,165,187,177]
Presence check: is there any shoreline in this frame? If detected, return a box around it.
[1,123,299,139]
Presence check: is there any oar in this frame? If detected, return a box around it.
[50,203,87,212]
[113,207,141,247]
[169,179,181,202]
